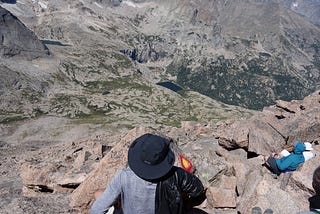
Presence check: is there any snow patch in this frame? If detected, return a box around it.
[123,0,141,8]
[38,1,47,9]
[94,2,103,9]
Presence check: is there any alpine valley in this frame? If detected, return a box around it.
[0,0,320,213]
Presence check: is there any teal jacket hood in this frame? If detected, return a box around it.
[293,142,306,155]
[276,142,306,172]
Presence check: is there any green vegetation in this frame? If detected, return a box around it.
[111,52,132,69]
[239,38,252,47]
[71,111,107,124]
[88,26,98,32]
[108,26,118,33]
[140,34,164,43]
[59,49,134,85]
[161,119,181,128]
[170,54,315,110]
[133,14,146,26]
[52,72,69,83]
[84,77,152,93]
[22,90,43,103]
[312,40,320,71]
[59,62,81,84]
[126,34,164,48]
[49,94,89,118]
[51,93,72,104]
[0,113,27,124]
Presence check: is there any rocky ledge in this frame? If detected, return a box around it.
[8,90,318,214]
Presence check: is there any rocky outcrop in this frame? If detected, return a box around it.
[14,91,319,213]
[217,90,320,155]
[69,127,157,211]
[0,6,49,58]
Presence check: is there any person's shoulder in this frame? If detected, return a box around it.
[119,166,135,175]
[111,167,138,184]
[112,167,134,178]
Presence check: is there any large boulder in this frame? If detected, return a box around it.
[216,90,320,156]
[69,127,156,212]
[0,6,49,58]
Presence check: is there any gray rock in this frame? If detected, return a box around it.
[0,6,49,58]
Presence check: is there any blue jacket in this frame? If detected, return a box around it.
[276,142,306,171]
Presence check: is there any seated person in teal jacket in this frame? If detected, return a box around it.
[263,142,306,176]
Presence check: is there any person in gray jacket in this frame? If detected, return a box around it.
[90,133,206,214]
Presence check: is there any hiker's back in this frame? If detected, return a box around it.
[120,167,157,213]
[90,133,205,214]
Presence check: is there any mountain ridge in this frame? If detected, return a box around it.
[1,0,319,112]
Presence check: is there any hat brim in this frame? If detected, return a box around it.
[128,140,175,180]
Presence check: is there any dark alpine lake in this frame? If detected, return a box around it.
[41,40,70,46]
[156,81,183,92]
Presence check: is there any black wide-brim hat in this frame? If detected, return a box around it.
[128,133,175,180]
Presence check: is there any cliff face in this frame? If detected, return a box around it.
[0,6,49,58]
[150,0,320,109]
